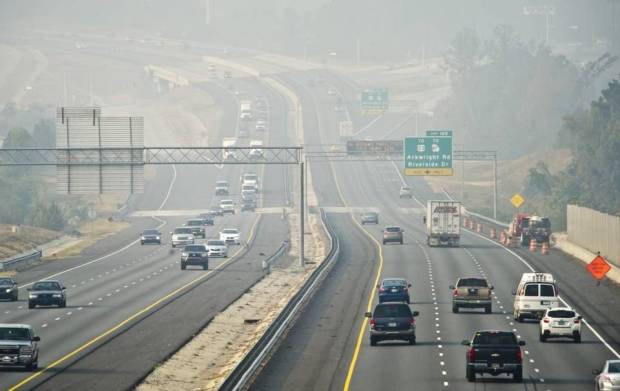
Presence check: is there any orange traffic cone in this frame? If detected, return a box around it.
[476,223,483,233]
[463,218,468,227]
[510,235,519,247]
[529,238,537,252]
[541,241,549,255]
[499,231,506,244]
[490,228,496,239]
[468,220,474,229]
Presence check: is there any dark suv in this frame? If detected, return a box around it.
[181,244,209,270]
[28,280,66,308]
[0,277,18,301]
[462,330,525,382]
[185,219,206,238]
[365,302,419,346]
[361,212,379,225]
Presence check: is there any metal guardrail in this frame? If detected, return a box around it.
[219,208,340,391]
[0,249,42,271]
[262,240,289,274]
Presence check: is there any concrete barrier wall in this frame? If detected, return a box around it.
[568,204,620,265]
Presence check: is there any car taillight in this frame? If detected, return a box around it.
[574,318,580,324]
[370,319,376,329]
[467,347,475,362]
[410,318,415,327]
[543,318,550,323]
[452,289,458,297]
[516,348,523,363]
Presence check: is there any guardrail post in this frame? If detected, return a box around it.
[300,161,305,268]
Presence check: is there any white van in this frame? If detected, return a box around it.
[512,273,559,322]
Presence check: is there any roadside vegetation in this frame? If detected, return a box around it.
[435,26,619,228]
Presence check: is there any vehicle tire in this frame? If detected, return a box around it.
[409,337,416,345]
[539,333,546,342]
[140,241,144,245]
[452,305,458,313]
[203,264,208,270]
[382,241,386,245]
[28,301,35,309]
[181,263,186,270]
[25,361,38,371]
[172,244,176,248]
[513,368,523,382]
[11,294,18,301]
[60,300,66,308]
[466,366,475,382]
[574,332,581,343]
[370,337,377,346]
[485,305,492,314]
[400,240,403,245]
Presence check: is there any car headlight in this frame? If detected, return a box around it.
[29,293,37,298]
[5,288,12,293]
[181,252,188,257]
[52,293,62,298]
[19,346,33,354]
[156,236,160,240]
[201,253,207,257]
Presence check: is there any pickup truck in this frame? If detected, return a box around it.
[461,330,525,382]
[0,324,40,370]
[450,277,493,314]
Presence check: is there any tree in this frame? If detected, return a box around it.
[32,119,55,148]
[2,127,34,148]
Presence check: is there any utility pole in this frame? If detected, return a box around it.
[493,155,498,220]
[299,161,305,268]
[205,0,212,25]
[356,38,361,67]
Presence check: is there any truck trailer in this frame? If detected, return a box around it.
[426,200,461,247]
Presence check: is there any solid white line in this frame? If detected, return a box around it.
[464,228,620,359]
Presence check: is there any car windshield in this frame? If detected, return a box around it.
[548,310,575,318]
[363,213,377,217]
[0,278,14,285]
[143,229,159,235]
[457,278,488,287]
[184,245,205,252]
[187,220,202,226]
[207,240,225,246]
[222,229,238,234]
[32,281,61,291]
[216,181,228,186]
[473,332,517,345]
[244,174,257,180]
[0,328,30,341]
[373,304,412,318]
[383,279,406,287]
[221,201,233,205]
[385,227,401,232]
[401,187,410,191]
[608,362,620,373]
[174,228,193,234]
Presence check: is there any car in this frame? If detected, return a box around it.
[28,280,66,308]
[360,212,379,225]
[450,277,493,314]
[365,302,419,346]
[377,278,411,303]
[205,239,228,258]
[334,105,344,112]
[399,186,413,198]
[170,227,195,248]
[197,214,215,226]
[219,228,241,245]
[140,229,162,245]
[223,71,232,78]
[185,219,206,238]
[594,360,620,391]
[0,324,40,370]
[208,206,224,216]
[180,244,209,270]
[220,199,235,215]
[241,198,256,212]
[215,180,230,196]
[382,226,404,245]
[255,120,267,132]
[539,307,582,343]
[327,88,337,96]
[0,277,18,301]
[462,330,525,382]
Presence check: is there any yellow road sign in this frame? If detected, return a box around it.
[510,193,525,208]
[404,168,454,176]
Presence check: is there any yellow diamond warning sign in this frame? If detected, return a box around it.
[510,193,525,208]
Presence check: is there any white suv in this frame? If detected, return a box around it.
[539,307,582,343]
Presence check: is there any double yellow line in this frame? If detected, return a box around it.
[326,157,385,391]
[10,214,262,391]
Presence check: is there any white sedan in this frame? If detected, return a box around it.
[205,239,228,257]
[219,228,241,245]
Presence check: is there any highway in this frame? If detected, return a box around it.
[251,69,620,390]
[0,38,294,390]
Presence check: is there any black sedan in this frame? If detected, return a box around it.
[140,229,162,245]
[0,277,18,301]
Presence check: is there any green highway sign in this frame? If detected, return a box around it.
[361,88,389,115]
[404,136,453,176]
[426,130,453,137]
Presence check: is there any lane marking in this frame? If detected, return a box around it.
[9,213,261,391]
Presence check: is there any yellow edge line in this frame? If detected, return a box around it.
[10,214,262,391]
[326,156,384,391]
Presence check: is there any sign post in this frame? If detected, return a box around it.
[404,135,453,176]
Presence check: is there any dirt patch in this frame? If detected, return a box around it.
[0,225,61,260]
[43,219,129,260]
